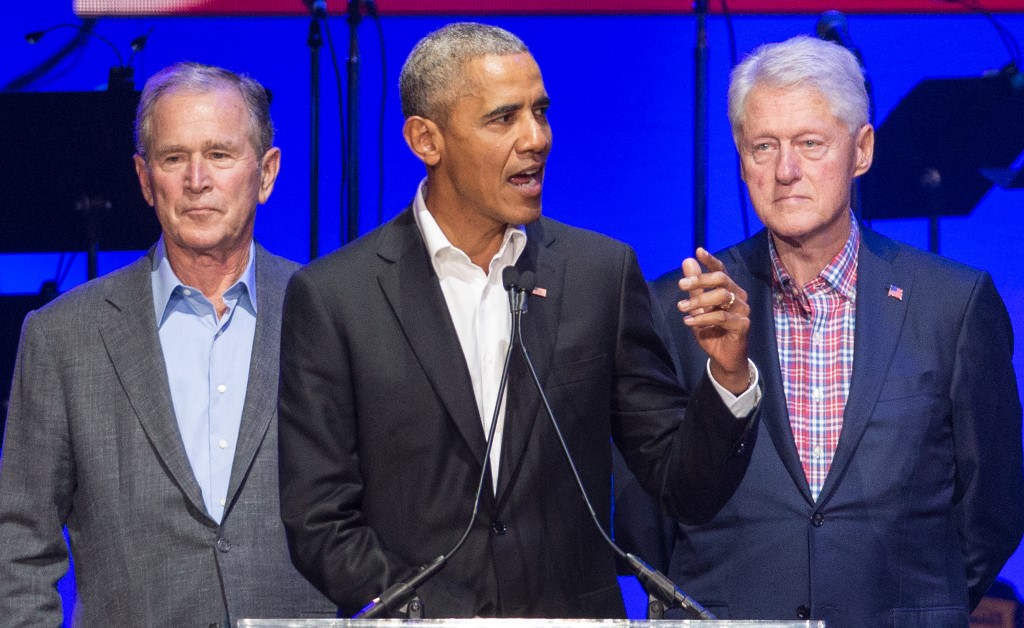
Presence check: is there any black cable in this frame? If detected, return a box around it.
[371,5,387,227]
[938,0,1021,71]
[718,0,750,240]
[6,19,96,91]
[322,14,348,247]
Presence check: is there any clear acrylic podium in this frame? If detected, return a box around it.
[237,620,818,627]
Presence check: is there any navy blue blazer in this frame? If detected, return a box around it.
[643,227,1024,627]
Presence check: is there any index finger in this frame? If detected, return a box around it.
[696,247,726,273]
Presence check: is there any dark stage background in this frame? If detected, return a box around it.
[2,0,1024,621]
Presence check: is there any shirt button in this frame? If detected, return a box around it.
[811,388,824,402]
[219,439,228,449]
[812,445,823,460]
[812,333,823,343]
[183,288,192,296]
[216,538,231,553]
[217,384,227,394]
[220,497,226,507]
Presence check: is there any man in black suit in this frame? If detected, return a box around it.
[278,22,761,618]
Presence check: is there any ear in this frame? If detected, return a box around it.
[402,116,443,167]
[134,154,155,207]
[257,147,282,204]
[853,123,874,177]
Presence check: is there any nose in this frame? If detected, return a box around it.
[185,155,211,193]
[775,145,801,185]
[516,114,551,156]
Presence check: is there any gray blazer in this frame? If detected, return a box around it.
[0,244,335,627]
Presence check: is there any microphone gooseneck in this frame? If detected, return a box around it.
[510,282,715,620]
[355,266,527,618]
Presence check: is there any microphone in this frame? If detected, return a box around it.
[509,274,714,620]
[355,265,528,618]
[815,10,865,65]
[504,267,534,315]
[25,22,140,91]
[302,0,327,19]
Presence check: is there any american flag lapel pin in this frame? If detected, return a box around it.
[887,284,904,301]
[532,286,547,298]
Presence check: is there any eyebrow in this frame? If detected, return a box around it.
[152,140,243,157]
[482,95,551,121]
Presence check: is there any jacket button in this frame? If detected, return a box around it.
[733,441,747,456]
[491,521,507,535]
[811,512,825,527]
[216,538,231,552]
[796,605,810,619]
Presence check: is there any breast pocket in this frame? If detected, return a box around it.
[546,353,608,390]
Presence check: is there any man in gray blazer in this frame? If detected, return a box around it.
[0,62,334,626]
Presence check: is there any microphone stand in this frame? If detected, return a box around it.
[306,0,326,260]
[693,0,709,251]
[345,0,363,244]
[510,279,714,620]
[354,267,528,618]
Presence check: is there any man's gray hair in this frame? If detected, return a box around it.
[399,22,529,122]
[135,61,274,161]
[728,35,868,140]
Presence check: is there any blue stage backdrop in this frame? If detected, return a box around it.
[2,2,1024,621]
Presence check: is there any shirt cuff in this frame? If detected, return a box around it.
[706,359,761,418]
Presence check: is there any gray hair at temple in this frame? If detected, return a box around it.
[399,22,529,122]
[134,61,274,162]
[727,35,868,140]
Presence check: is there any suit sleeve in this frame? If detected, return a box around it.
[0,311,74,626]
[609,249,756,527]
[277,268,478,618]
[950,272,1024,609]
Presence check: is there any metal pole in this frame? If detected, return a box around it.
[693,0,709,252]
[308,17,322,260]
[345,0,363,244]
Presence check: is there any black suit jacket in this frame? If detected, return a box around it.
[642,228,1024,627]
[278,208,756,618]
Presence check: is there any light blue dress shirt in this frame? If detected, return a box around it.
[151,238,257,524]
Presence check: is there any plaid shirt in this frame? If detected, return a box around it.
[770,220,859,501]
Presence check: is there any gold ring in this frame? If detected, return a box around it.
[722,291,736,311]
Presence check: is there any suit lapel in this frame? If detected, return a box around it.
[734,235,813,503]
[224,245,287,510]
[376,209,488,466]
[98,253,208,518]
[496,220,564,504]
[817,229,909,503]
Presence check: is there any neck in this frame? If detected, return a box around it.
[771,220,851,287]
[164,240,251,316]
[424,186,507,272]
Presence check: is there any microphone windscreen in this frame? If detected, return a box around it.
[502,266,521,291]
[816,10,847,42]
[518,271,537,294]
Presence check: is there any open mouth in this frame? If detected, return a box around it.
[508,166,543,192]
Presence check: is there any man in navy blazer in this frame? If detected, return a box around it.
[277,22,761,618]
[643,36,1024,626]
